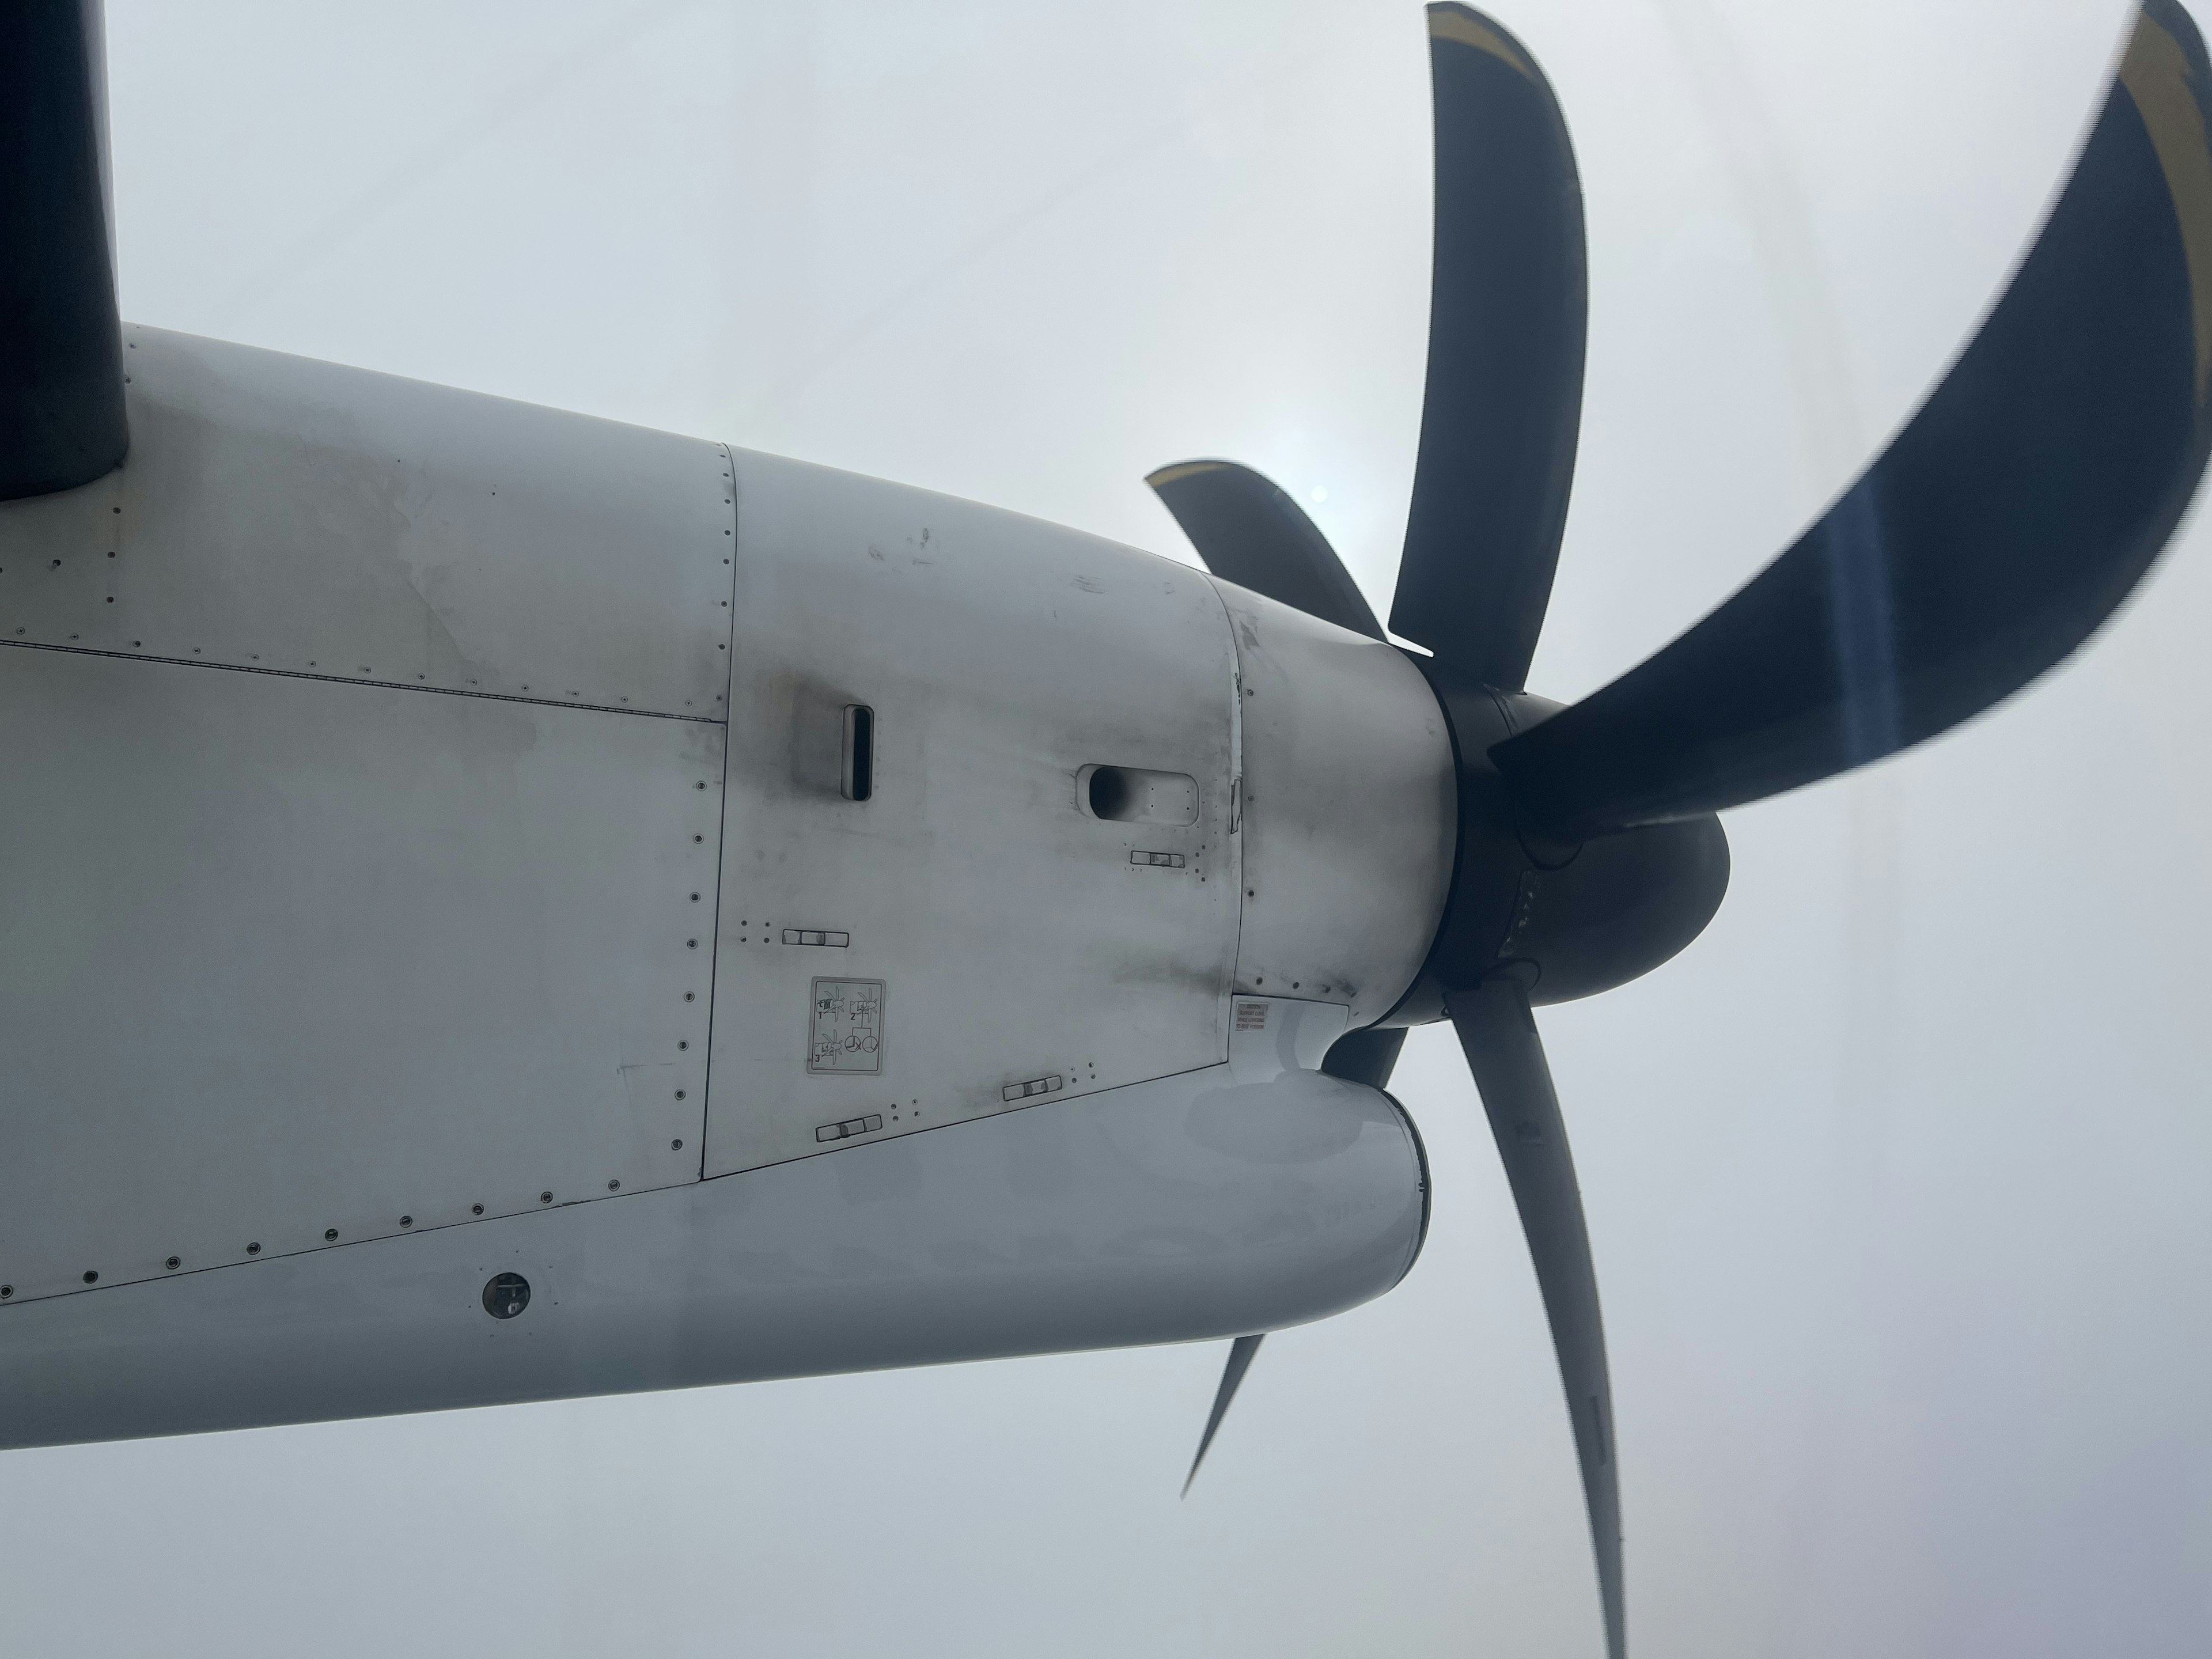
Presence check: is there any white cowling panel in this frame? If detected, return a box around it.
[0,327,737,718]
[0,1055,1428,1450]
[707,452,1243,1174]
[1211,582,1457,1025]
[0,334,736,1305]
[0,645,721,1304]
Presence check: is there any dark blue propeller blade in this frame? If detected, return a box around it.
[1182,1333,1264,1497]
[1453,976,1622,1659]
[1496,0,2212,841]
[0,0,126,500]
[1147,460,1385,640]
[1389,4,1587,690]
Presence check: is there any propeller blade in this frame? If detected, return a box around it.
[1320,1025,1410,1089]
[0,0,127,499]
[1181,1333,1264,1497]
[1388,4,1587,689]
[1147,460,1385,639]
[1495,0,2212,842]
[1453,975,1623,1659]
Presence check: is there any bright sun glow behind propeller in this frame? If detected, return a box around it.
[1150,5,2212,1655]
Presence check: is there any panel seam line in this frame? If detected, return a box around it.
[0,635,728,724]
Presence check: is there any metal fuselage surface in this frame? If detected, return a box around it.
[0,331,1454,1448]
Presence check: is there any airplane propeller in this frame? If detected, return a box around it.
[1153,5,2212,1656]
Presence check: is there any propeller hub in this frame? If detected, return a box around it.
[1388,663,1730,1020]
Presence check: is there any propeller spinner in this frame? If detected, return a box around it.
[1153,5,2212,1657]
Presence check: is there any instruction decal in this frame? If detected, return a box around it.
[808,978,885,1074]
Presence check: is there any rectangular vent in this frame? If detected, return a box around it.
[1129,850,1185,868]
[816,1113,885,1144]
[783,929,850,947]
[1001,1074,1065,1103]
[842,705,874,802]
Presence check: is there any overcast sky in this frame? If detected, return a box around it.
[4,1,2207,1654]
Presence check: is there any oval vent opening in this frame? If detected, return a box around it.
[1079,764,1198,825]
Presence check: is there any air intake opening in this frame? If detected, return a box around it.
[1078,764,1198,824]
[1088,765,1131,820]
[842,705,874,802]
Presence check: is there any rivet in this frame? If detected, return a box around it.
[607,1179,620,1191]
[471,1203,484,1215]
[671,1138,684,1151]
[400,1215,413,1228]
[684,992,695,1002]
[83,1270,98,1283]
[1,1286,10,1298]
[690,892,700,902]
[246,1243,260,1255]
[540,1191,553,1205]
[695,781,707,790]
[165,1256,180,1269]
[678,1040,688,1051]
[687,938,698,948]
[693,835,704,843]
[324,1229,338,1241]
[675,1089,686,1100]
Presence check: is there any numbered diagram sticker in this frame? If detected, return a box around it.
[808,978,885,1074]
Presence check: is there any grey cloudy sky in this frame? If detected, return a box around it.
[3,1,2206,1654]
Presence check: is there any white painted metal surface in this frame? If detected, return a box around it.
[0,647,721,1302]
[0,1029,1427,1450]
[0,331,1463,1445]
[1212,583,1457,1024]
[705,452,1243,1176]
[0,327,737,718]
